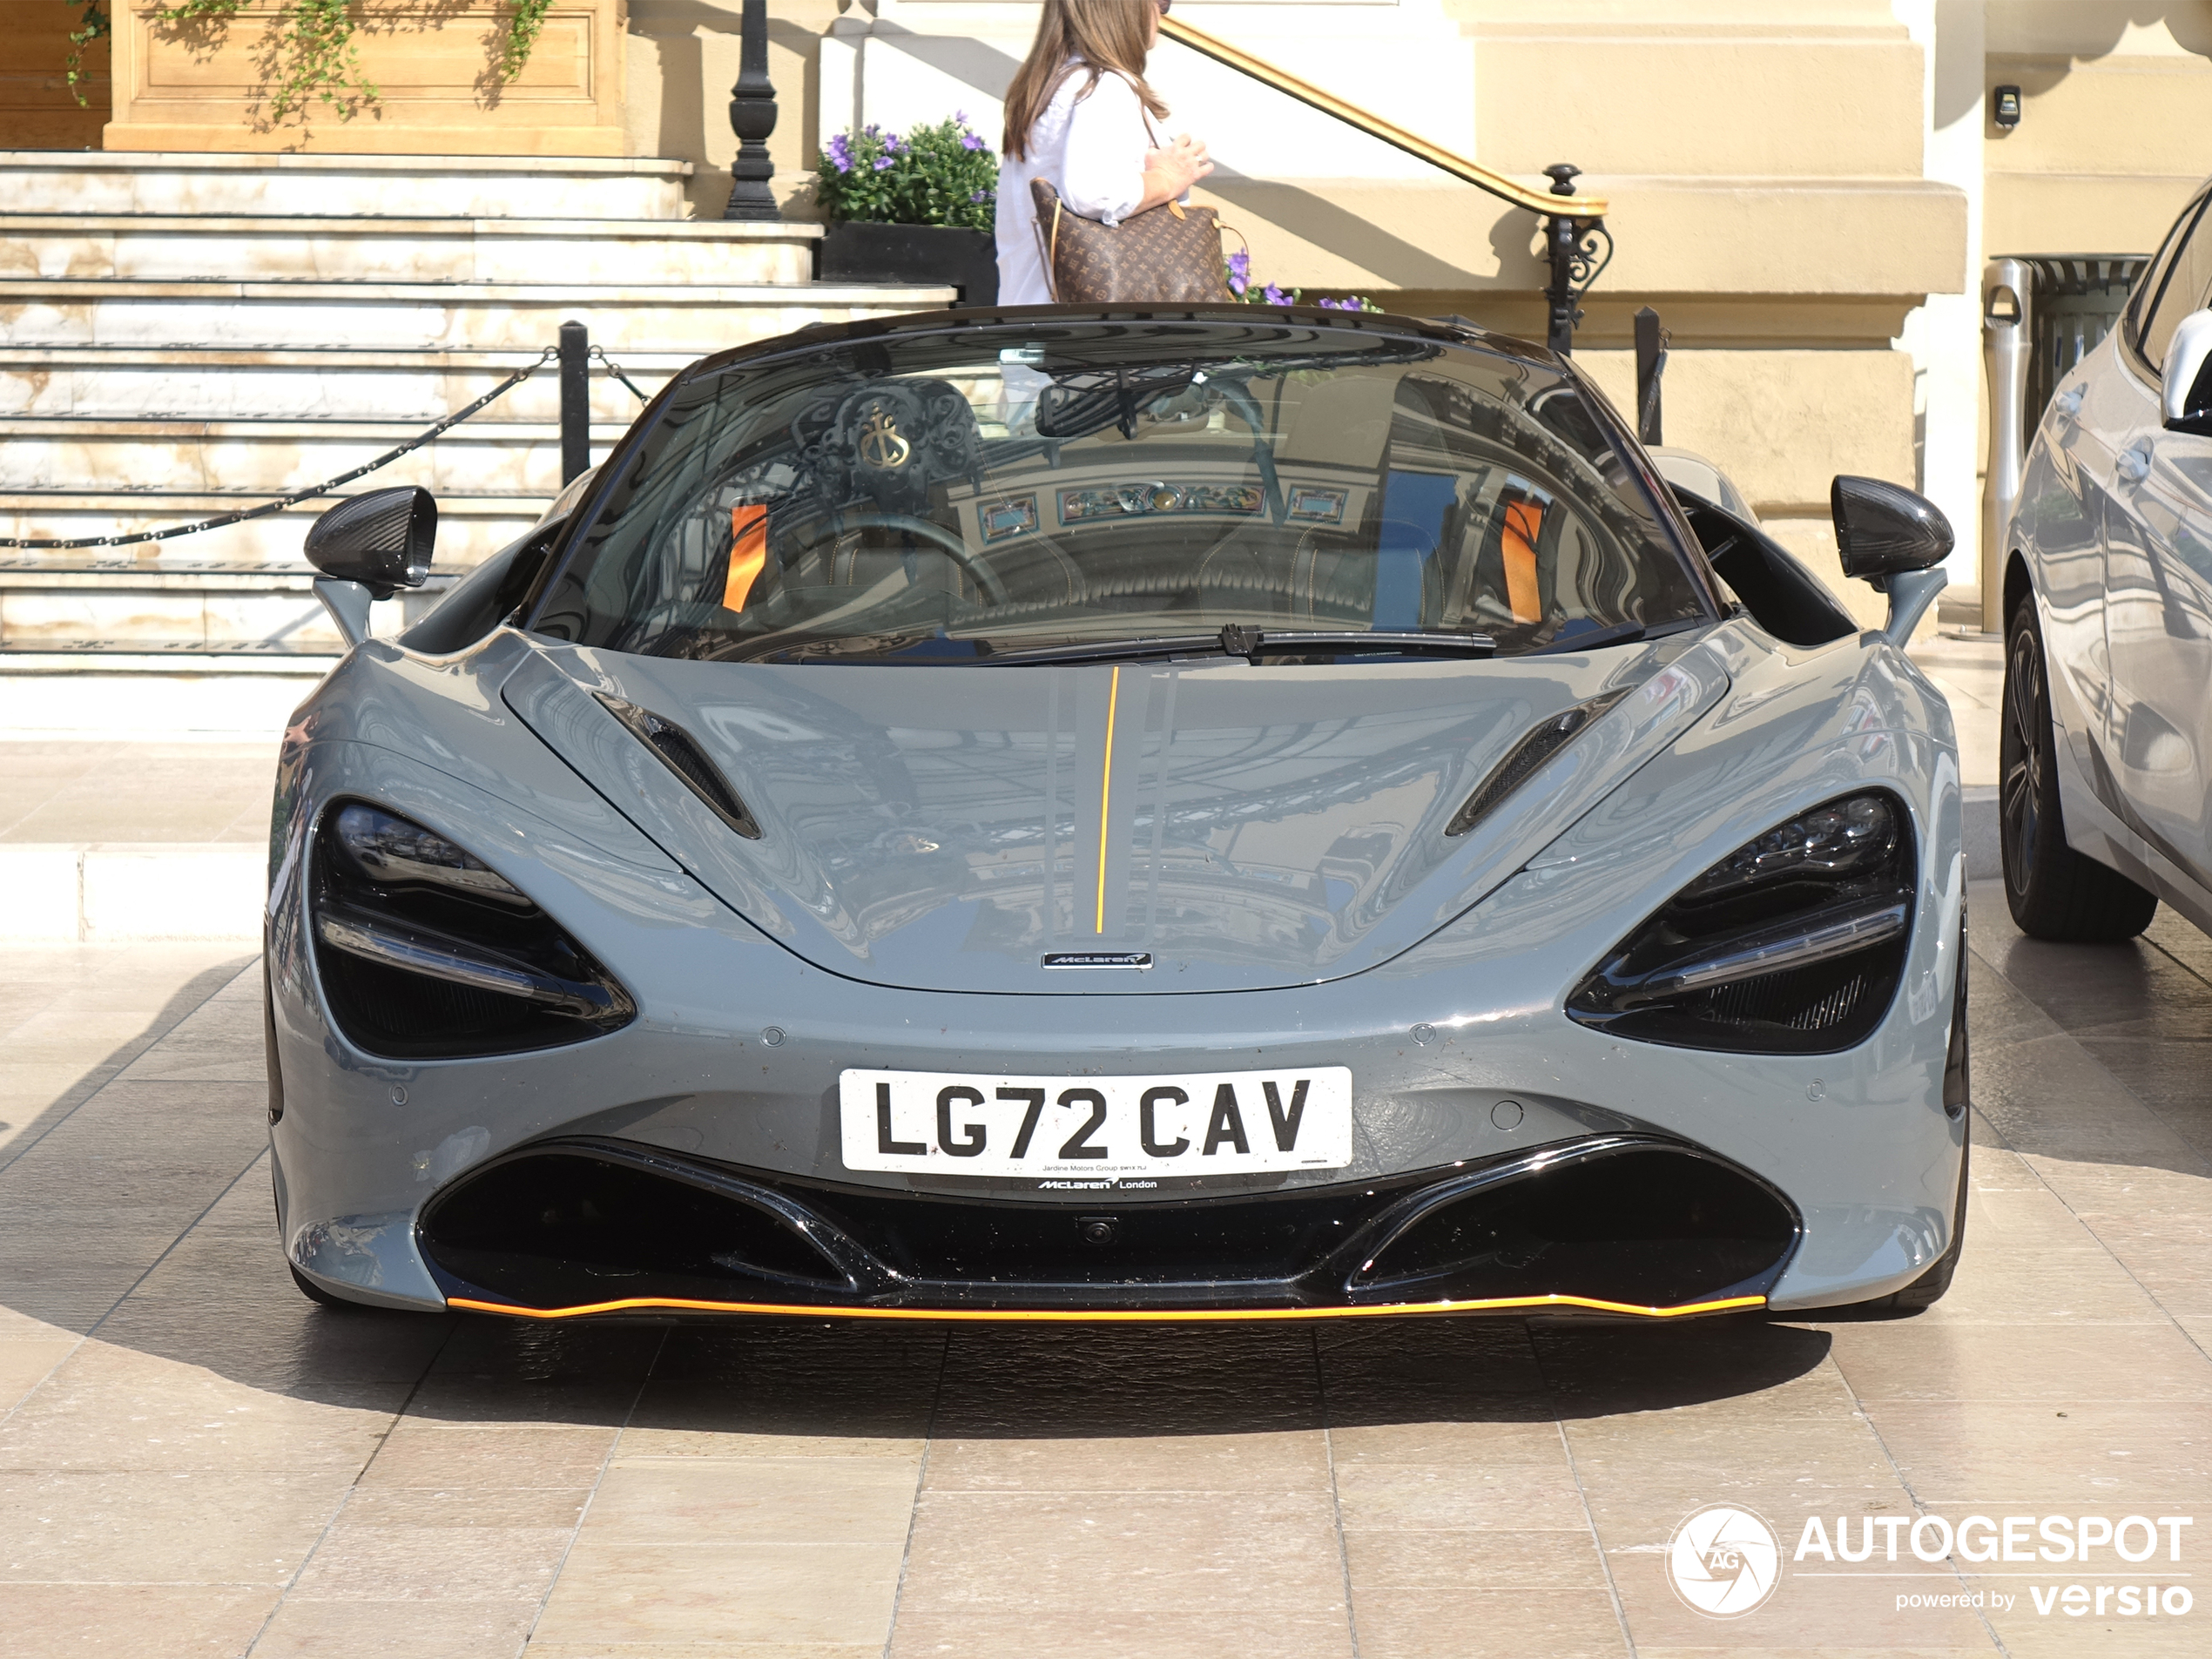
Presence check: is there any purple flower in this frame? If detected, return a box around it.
[826,132,853,173]
[961,132,988,152]
[1263,283,1289,306]
[873,155,894,172]
[1226,248,1251,296]
[969,189,988,203]
[1317,296,1345,310]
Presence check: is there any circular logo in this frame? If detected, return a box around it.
[1666,1504,1781,1618]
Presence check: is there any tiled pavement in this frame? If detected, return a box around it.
[3,887,2210,1658]
[0,743,274,845]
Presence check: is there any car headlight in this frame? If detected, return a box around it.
[310,802,635,1059]
[1564,791,1914,1053]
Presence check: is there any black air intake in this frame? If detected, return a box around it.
[1447,690,1628,837]
[596,694,761,839]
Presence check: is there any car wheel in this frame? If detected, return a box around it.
[2000,596,2158,941]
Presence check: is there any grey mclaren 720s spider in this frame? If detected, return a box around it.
[266,306,1969,1327]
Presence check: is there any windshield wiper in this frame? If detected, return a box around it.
[984,625,1495,668]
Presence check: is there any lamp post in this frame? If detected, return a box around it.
[724,0,780,221]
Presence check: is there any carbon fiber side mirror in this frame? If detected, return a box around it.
[1831,475,1952,580]
[306,487,437,600]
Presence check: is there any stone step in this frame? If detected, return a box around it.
[0,148,959,666]
[0,150,700,221]
[1,347,685,423]
[0,279,954,352]
[0,216,820,288]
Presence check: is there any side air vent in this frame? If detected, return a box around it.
[596,694,762,840]
[1447,689,1629,837]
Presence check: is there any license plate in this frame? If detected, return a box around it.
[839,1066,1353,1178]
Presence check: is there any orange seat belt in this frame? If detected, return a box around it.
[1501,496,1544,624]
[724,504,769,611]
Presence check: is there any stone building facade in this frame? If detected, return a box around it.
[3,2,2210,654]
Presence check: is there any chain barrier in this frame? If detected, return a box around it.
[0,347,563,552]
[591,345,652,404]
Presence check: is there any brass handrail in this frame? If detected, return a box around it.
[1158,17,1608,218]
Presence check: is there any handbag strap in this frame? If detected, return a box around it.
[1030,191,1063,304]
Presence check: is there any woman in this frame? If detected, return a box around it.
[995,0,1214,306]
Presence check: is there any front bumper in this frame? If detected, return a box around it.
[267,625,1967,1319]
[415,1133,1797,1322]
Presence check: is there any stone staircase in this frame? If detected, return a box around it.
[0,151,954,668]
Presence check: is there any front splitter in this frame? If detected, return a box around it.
[447,1290,1770,1322]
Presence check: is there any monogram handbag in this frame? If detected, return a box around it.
[1030,178,1238,305]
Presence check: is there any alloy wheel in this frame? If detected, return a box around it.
[2000,624,2044,894]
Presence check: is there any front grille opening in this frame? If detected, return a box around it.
[1351,1147,1795,1308]
[422,1143,1470,1310]
[1701,956,1874,1030]
[320,950,586,1058]
[419,1137,1796,1318]
[421,1150,853,1308]
[797,1179,1375,1287]
[1575,930,1909,1056]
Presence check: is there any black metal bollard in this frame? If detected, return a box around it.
[1635,306,1669,447]
[723,0,780,221]
[558,321,590,485]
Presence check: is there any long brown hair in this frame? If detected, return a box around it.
[1001,0,1168,161]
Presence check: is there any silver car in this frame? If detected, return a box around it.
[2005,185,2212,941]
[268,307,1967,1326]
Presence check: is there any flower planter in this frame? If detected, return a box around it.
[818,221,997,308]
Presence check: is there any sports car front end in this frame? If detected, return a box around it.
[266,309,1966,1325]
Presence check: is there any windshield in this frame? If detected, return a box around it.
[529,319,1711,664]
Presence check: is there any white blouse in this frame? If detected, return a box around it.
[995,66,1154,307]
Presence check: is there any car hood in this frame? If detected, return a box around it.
[502,637,1730,995]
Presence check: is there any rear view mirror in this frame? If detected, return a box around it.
[1831,475,1952,579]
[306,487,436,599]
[2162,308,2212,436]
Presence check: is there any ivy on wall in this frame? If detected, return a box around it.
[66,1,109,105]
[65,0,556,118]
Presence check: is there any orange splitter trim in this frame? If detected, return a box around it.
[448,1291,1767,1322]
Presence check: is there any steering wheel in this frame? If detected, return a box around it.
[830,510,1012,605]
